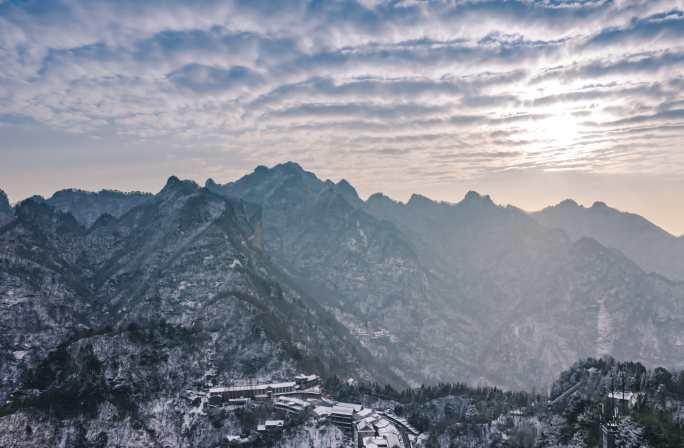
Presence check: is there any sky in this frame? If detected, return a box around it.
[1,0,683,234]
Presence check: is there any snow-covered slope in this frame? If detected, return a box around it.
[3,163,684,395]
[0,176,401,446]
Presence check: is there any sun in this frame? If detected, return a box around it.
[539,114,579,146]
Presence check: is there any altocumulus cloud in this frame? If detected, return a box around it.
[168,64,264,94]
[1,0,684,182]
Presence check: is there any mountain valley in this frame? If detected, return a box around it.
[1,162,683,447]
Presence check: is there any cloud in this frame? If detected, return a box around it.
[586,108,684,127]
[583,9,684,50]
[167,64,263,93]
[533,50,684,83]
[529,83,667,107]
[1,0,684,186]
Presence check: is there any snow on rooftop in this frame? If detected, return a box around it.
[355,408,373,419]
[382,433,402,448]
[208,381,295,394]
[276,396,309,407]
[295,374,318,380]
[608,391,640,400]
[332,406,355,416]
[363,436,389,448]
[375,418,392,429]
[314,406,332,417]
[269,381,296,389]
[356,417,377,431]
[335,402,363,411]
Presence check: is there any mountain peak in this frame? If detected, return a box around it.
[336,178,353,189]
[464,190,482,201]
[407,193,434,208]
[591,201,609,210]
[166,175,181,185]
[15,195,82,232]
[15,196,49,217]
[462,190,494,206]
[0,188,14,225]
[334,178,361,207]
[161,175,199,195]
[558,198,580,208]
[572,236,610,254]
[273,161,305,174]
[366,192,394,204]
[253,165,269,176]
[0,188,10,212]
[89,212,118,230]
[246,162,308,180]
[205,178,219,189]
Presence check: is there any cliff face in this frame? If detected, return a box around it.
[0,177,398,447]
[208,163,474,386]
[210,163,684,390]
[2,164,684,446]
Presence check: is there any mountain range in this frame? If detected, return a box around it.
[1,162,683,403]
[0,174,405,446]
[534,199,684,282]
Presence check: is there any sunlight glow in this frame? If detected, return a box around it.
[539,114,579,146]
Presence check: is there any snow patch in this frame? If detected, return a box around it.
[596,297,613,356]
[356,220,368,247]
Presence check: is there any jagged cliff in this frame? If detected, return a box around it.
[0,176,399,447]
[2,163,684,446]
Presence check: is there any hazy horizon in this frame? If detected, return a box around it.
[2,0,684,234]
[2,162,683,236]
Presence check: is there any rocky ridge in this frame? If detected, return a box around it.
[0,176,400,447]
